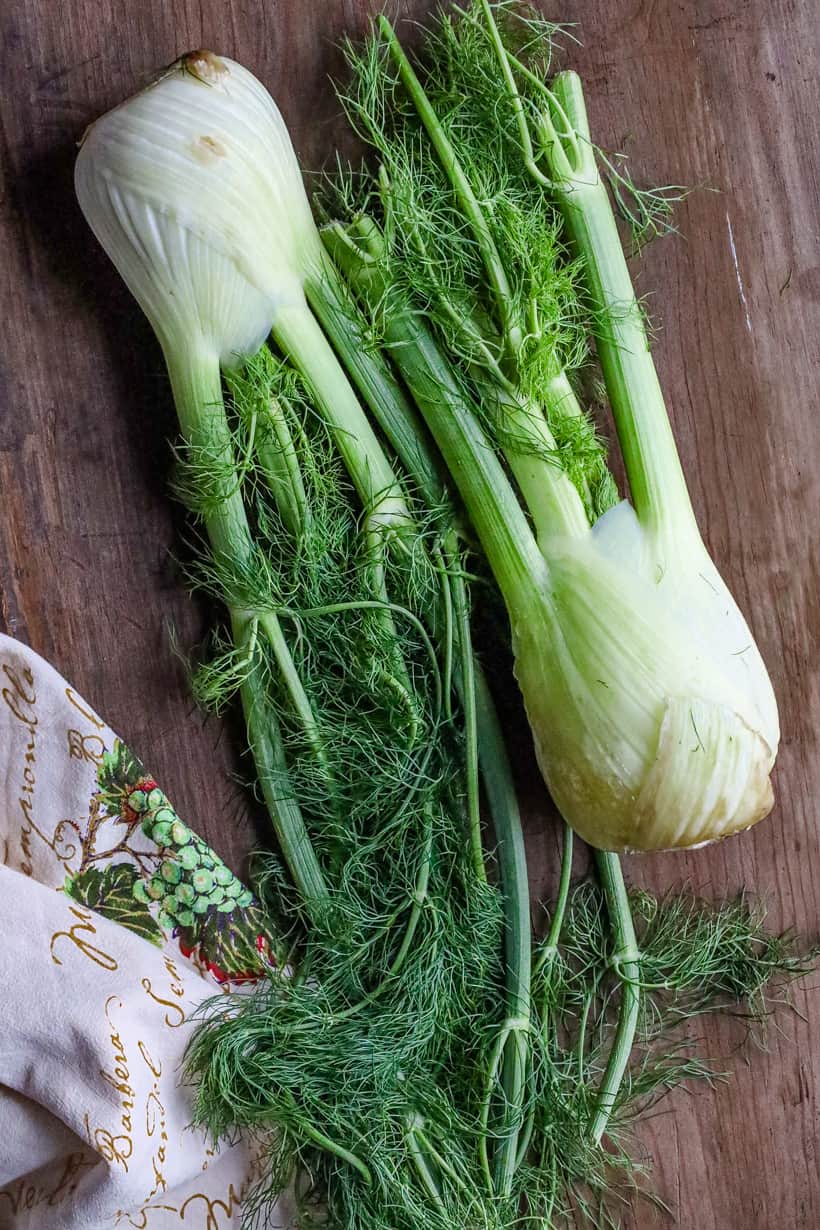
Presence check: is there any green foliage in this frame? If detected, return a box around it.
[329,0,616,523]
[181,347,517,1228]
[95,740,154,823]
[176,347,816,1230]
[598,148,691,255]
[65,863,164,947]
[188,853,813,1229]
[515,884,814,1226]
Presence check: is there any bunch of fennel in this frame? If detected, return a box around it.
[321,0,781,1147]
[73,22,810,1230]
[329,0,779,856]
[75,48,535,1222]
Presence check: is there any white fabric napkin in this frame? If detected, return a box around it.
[0,633,290,1228]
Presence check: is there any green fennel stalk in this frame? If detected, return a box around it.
[165,350,330,915]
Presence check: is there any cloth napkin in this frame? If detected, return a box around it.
[0,633,291,1229]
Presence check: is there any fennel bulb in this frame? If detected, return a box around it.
[75,50,320,374]
[75,50,407,530]
[507,66,779,851]
[75,51,339,906]
[513,502,778,851]
[334,10,779,853]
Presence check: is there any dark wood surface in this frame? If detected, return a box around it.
[1,1,817,1225]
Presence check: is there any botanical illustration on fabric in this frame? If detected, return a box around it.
[63,740,277,983]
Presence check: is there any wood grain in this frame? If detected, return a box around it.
[0,0,817,1225]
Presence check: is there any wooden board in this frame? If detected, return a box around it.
[0,0,817,1225]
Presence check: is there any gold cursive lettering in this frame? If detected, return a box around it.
[93,1127,133,1169]
[68,728,106,764]
[145,1090,165,1140]
[2,662,36,714]
[138,1040,162,1079]
[50,905,118,972]
[100,997,136,1142]
[113,1202,183,1228]
[3,662,38,875]
[0,1152,96,1213]
[141,977,185,1028]
[65,687,106,730]
[144,1087,168,1198]
[180,1184,242,1227]
[163,954,186,998]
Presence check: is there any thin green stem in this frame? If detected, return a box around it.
[271,299,410,531]
[232,617,329,914]
[541,72,697,547]
[448,543,485,884]
[575,970,604,1083]
[517,824,574,1169]
[432,545,455,720]
[364,523,417,718]
[474,666,531,1197]
[541,1148,559,1226]
[591,850,641,1143]
[378,14,524,357]
[165,347,330,914]
[298,1118,373,1185]
[478,0,556,187]
[534,823,574,977]
[479,1014,530,1196]
[383,814,433,977]
[405,1115,447,1211]
[257,611,333,785]
[253,391,309,539]
[412,1124,472,1196]
[305,251,448,510]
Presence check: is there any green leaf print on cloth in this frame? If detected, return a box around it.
[65,862,164,947]
[64,739,278,983]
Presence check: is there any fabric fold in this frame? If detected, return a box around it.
[0,633,288,1228]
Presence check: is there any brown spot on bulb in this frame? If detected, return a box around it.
[191,134,228,164]
[181,50,229,85]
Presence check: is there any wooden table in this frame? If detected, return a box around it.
[1,1,817,1225]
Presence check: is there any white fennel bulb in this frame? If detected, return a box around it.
[75,50,321,373]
